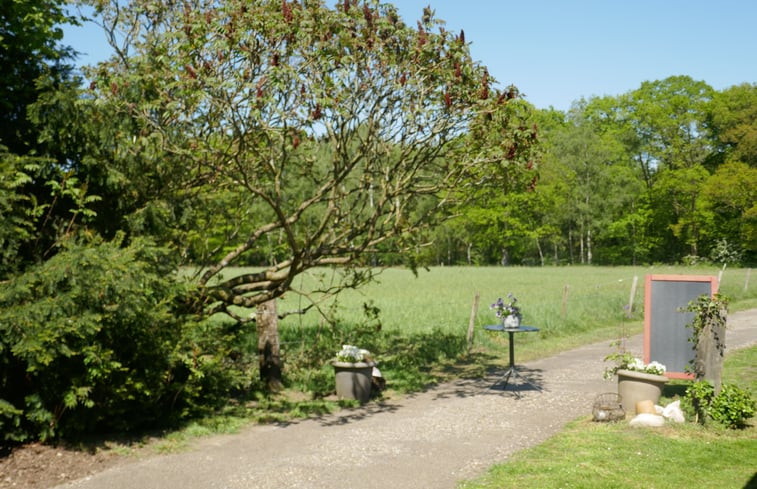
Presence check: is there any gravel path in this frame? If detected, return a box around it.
[57,310,757,489]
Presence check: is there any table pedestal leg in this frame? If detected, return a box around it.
[489,331,543,396]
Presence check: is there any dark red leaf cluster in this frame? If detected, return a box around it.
[281,0,293,23]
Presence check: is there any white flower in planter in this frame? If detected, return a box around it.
[336,345,372,363]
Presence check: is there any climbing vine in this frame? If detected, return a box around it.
[682,293,729,380]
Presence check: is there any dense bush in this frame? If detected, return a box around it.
[708,384,757,429]
[0,236,255,442]
[684,380,756,429]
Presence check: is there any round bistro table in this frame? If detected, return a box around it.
[484,324,542,396]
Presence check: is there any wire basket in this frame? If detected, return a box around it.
[592,392,625,422]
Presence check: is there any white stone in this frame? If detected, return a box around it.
[629,413,665,427]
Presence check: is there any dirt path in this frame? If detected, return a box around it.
[44,310,757,489]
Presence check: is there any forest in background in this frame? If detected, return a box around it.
[430,77,756,268]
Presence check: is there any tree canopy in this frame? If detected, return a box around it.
[86,0,539,318]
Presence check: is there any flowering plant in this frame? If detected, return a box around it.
[490,293,522,320]
[604,352,666,379]
[335,344,372,363]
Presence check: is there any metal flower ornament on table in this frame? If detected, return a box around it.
[490,293,522,328]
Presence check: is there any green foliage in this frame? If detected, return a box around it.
[85,0,539,314]
[700,161,757,263]
[683,293,729,377]
[709,384,757,429]
[683,292,730,333]
[684,380,756,429]
[708,83,757,167]
[709,238,744,265]
[0,235,255,441]
[683,380,715,424]
[0,150,39,276]
[0,0,77,155]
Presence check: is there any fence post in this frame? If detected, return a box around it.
[561,284,569,319]
[627,275,638,318]
[466,292,480,351]
[745,268,751,293]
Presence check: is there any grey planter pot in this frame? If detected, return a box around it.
[332,361,377,403]
[617,369,669,415]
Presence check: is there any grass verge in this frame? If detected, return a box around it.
[458,345,757,489]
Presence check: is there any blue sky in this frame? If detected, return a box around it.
[63,0,757,112]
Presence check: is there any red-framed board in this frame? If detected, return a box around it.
[643,274,718,379]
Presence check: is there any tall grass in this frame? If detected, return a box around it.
[225,265,756,395]
[274,265,756,334]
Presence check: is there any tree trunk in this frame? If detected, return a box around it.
[553,241,558,264]
[587,228,593,265]
[579,228,585,264]
[466,242,472,265]
[535,238,544,266]
[256,299,283,392]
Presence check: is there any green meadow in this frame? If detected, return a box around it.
[210,264,757,396]
[271,265,756,334]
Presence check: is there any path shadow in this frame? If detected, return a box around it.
[431,365,546,400]
[317,401,402,427]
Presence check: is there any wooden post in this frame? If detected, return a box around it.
[561,285,569,319]
[627,275,638,318]
[745,268,751,293]
[695,312,726,395]
[466,292,480,351]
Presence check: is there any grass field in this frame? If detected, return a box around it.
[458,345,757,489]
[219,264,757,396]
[271,265,756,334]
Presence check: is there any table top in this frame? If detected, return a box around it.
[484,324,540,333]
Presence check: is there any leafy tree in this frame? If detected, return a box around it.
[0,0,88,274]
[708,83,757,168]
[625,76,714,176]
[700,161,757,263]
[0,0,76,154]
[80,0,538,389]
[579,77,722,262]
[653,165,712,258]
[85,0,537,312]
